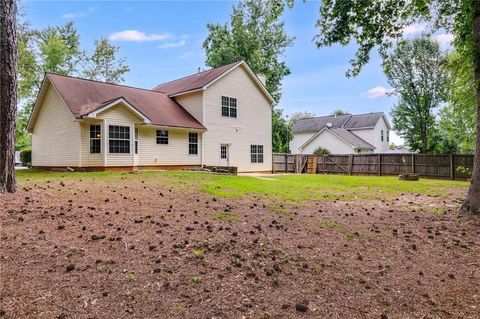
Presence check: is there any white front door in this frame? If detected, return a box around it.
[220,144,229,166]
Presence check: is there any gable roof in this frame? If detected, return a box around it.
[153,61,242,95]
[28,73,206,132]
[328,128,375,149]
[153,60,274,102]
[292,112,389,134]
[300,127,375,151]
[292,114,351,134]
[343,112,388,129]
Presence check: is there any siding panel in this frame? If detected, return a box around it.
[31,84,81,166]
[202,66,272,172]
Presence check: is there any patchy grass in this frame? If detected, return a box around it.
[209,211,240,222]
[319,220,360,240]
[16,169,468,204]
[266,204,293,218]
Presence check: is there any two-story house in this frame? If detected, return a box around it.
[290,112,391,154]
[27,61,273,172]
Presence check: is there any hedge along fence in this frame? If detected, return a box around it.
[272,153,474,180]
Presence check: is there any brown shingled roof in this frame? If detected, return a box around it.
[46,73,205,130]
[153,61,243,95]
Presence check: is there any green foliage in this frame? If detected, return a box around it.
[203,0,294,103]
[330,109,350,116]
[203,0,294,153]
[385,37,448,153]
[313,147,331,155]
[288,110,316,127]
[19,148,32,166]
[83,38,130,83]
[313,0,466,77]
[16,19,130,150]
[438,49,476,153]
[272,108,292,153]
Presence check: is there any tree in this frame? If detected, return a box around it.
[438,49,476,153]
[16,21,82,151]
[385,37,448,154]
[288,110,316,126]
[272,108,292,153]
[313,0,480,214]
[203,0,294,103]
[330,109,349,116]
[0,0,18,193]
[83,38,130,83]
[203,0,294,152]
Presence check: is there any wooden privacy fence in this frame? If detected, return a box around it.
[272,153,474,180]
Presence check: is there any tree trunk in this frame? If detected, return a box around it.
[0,0,18,193]
[461,0,480,214]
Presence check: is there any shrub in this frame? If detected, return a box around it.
[20,148,32,166]
[313,147,331,155]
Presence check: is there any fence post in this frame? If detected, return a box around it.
[411,154,415,174]
[378,154,382,176]
[323,155,326,173]
[272,153,275,174]
[348,154,353,175]
[450,154,454,180]
[285,154,288,173]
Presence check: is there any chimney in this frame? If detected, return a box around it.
[257,74,266,86]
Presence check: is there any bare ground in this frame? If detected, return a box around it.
[1,174,479,319]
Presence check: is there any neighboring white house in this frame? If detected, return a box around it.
[28,61,273,172]
[290,112,392,154]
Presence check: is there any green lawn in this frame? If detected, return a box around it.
[16,169,468,203]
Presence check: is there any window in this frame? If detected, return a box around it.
[89,125,101,154]
[189,132,198,155]
[221,96,237,118]
[134,128,138,154]
[387,130,390,143]
[109,125,130,154]
[220,145,227,159]
[250,145,264,163]
[381,130,384,142]
[156,130,168,144]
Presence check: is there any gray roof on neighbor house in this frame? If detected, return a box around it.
[292,112,387,134]
[328,128,375,149]
[343,112,385,129]
[292,114,351,134]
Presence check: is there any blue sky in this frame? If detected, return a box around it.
[22,1,453,145]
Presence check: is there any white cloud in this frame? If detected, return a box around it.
[109,30,171,42]
[179,51,194,59]
[158,40,186,49]
[62,6,95,19]
[361,86,394,99]
[435,33,454,47]
[402,22,427,35]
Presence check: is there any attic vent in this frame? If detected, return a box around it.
[326,122,333,128]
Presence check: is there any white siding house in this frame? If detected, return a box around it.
[290,113,392,154]
[28,61,273,173]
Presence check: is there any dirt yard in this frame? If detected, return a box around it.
[1,171,479,319]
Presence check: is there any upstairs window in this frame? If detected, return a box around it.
[250,145,264,163]
[387,130,390,143]
[109,125,130,154]
[221,96,237,118]
[89,125,101,154]
[381,130,384,142]
[156,130,169,144]
[189,132,198,155]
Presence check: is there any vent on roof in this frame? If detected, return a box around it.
[327,122,332,127]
